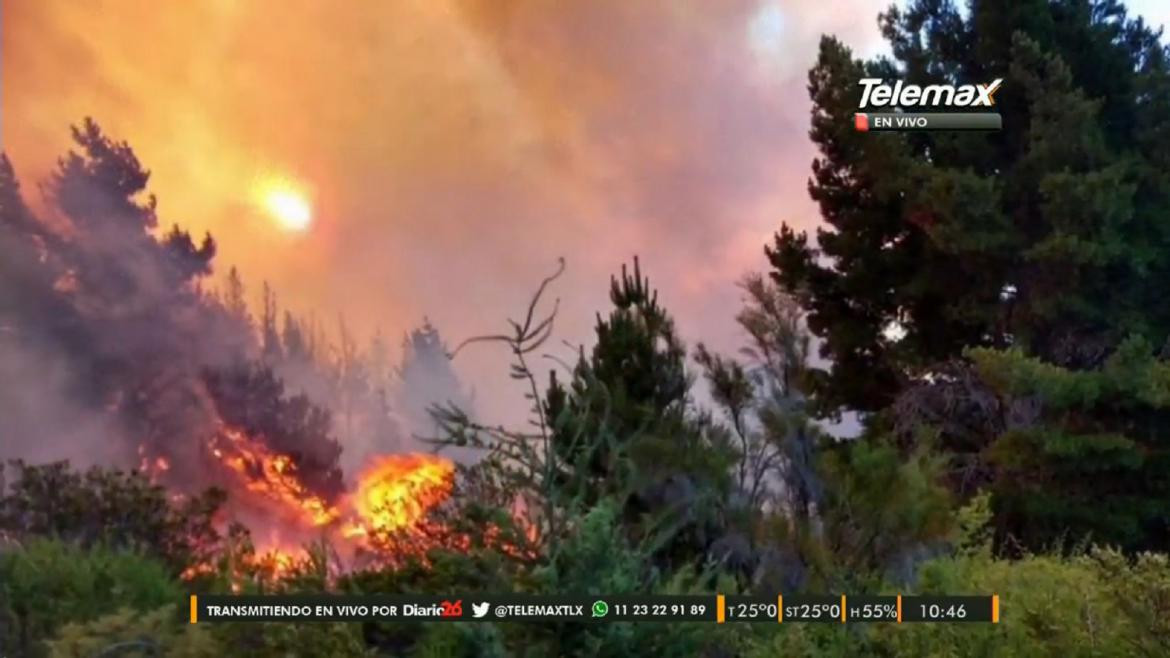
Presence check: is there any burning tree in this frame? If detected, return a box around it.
[1,121,471,576]
[203,362,345,504]
[0,119,257,483]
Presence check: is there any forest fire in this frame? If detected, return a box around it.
[341,455,456,540]
[136,444,172,483]
[209,425,341,527]
[203,423,456,570]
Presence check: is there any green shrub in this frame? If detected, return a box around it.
[411,623,509,658]
[0,460,226,577]
[48,606,220,658]
[206,619,369,658]
[744,498,1170,658]
[0,538,180,657]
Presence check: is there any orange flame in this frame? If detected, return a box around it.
[200,424,456,572]
[209,426,341,527]
[136,443,171,483]
[343,454,455,540]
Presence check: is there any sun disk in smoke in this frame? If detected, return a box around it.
[257,179,313,232]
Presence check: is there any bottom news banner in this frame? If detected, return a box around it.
[189,594,999,624]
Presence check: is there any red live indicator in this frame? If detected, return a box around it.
[854,113,869,132]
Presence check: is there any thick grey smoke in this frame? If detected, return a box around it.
[262,308,476,479]
[2,1,892,435]
[0,335,129,468]
[1,121,475,498]
[1,143,228,487]
[0,1,912,481]
[0,125,292,500]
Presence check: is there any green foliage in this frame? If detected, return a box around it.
[746,532,1170,657]
[48,606,221,658]
[1092,549,1170,653]
[696,273,822,519]
[889,546,1170,657]
[51,598,368,658]
[525,501,730,657]
[771,0,1170,414]
[966,338,1170,551]
[431,258,573,553]
[410,623,508,658]
[0,461,225,577]
[341,537,532,597]
[337,500,728,657]
[435,259,733,575]
[543,258,734,568]
[353,258,732,654]
[532,500,646,595]
[338,534,529,654]
[546,257,731,501]
[803,432,954,588]
[0,539,180,658]
[207,618,368,657]
[767,0,1170,557]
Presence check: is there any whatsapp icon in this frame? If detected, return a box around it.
[591,600,609,618]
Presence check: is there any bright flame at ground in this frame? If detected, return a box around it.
[256,179,312,232]
[203,424,456,573]
[344,454,456,539]
[188,426,540,582]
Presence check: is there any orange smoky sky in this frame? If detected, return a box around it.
[2,0,886,422]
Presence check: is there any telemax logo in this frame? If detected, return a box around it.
[857,78,1002,109]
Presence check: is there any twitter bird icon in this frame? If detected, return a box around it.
[472,602,490,618]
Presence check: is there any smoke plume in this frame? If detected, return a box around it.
[2,0,889,427]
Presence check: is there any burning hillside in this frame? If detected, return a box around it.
[0,121,476,573]
[195,364,461,566]
[201,421,456,567]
